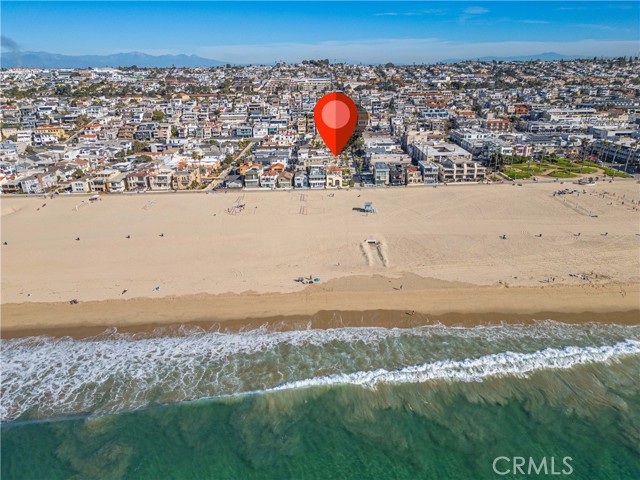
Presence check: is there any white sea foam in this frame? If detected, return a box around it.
[2,322,639,422]
[268,340,640,392]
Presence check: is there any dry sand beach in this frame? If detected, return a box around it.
[2,180,639,334]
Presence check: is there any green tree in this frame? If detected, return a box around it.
[73,115,90,128]
[133,140,148,153]
[152,110,165,122]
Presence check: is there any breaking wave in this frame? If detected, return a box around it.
[269,341,640,392]
[2,321,639,422]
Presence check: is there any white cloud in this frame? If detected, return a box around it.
[374,9,447,18]
[459,6,489,24]
[575,23,616,31]
[522,20,550,25]
[463,7,489,15]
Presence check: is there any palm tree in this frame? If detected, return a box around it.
[611,142,622,166]
[624,141,638,174]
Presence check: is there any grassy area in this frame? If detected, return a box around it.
[566,166,598,174]
[548,171,577,178]
[582,161,602,169]
[509,163,546,174]
[602,167,632,178]
[503,168,531,179]
[500,156,634,181]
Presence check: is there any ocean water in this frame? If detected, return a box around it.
[2,321,639,479]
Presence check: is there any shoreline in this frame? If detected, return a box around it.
[2,310,639,341]
[3,280,639,339]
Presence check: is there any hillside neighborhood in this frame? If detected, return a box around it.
[1,58,639,194]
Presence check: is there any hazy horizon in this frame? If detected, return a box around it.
[2,1,639,64]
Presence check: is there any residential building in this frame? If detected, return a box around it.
[388,163,405,186]
[325,167,342,188]
[225,175,243,188]
[126,171,151,191]
[418,161,439,184]
[149,169,173,190]
[277,171,293,188]
[438,159,486,183]
[373,162,390,186]
[173,169,200,190]
[308,165,325,189]
[243,166,261,188]
[260,169,278,189]
[293,170,309,189]
[406,165,422,185]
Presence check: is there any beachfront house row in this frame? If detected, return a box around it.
[373,162,390,186]
[293,170,309,189]
[308,165,325,189]
[418,161,439,184]
[325,167,342,189]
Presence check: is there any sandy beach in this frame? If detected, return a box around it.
[2,180,639,334]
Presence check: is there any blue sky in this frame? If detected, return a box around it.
[2,1,639,63]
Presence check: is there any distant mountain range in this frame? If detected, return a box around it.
[1,51,229,68]
[441,52,590,63]
[0,50,593,69]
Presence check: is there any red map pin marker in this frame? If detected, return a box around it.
[314,92,358,156]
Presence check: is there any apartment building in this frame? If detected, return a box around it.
[438,159,486,183]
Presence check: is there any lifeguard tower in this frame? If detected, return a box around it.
[363,202,377,213]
